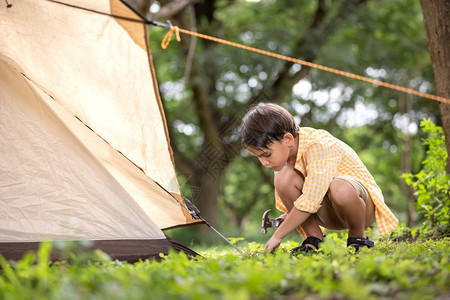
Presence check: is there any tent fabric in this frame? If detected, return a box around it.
[0,58,176,240]
[0,240,173,263]
[0,237,200,263]
[0,0,179,195]
[0,0,200,261]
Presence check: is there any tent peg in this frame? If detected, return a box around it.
[147,19,172,30]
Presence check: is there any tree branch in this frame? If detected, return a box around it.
[271,0,369,102]
[182,4,197,88]
[270,0,327,100]
[148,0,197,21]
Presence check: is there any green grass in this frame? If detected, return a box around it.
[0,236,449,300]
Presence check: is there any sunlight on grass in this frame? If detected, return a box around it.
[0,237,448,300]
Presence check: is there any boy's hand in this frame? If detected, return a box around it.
[264,235,283,252]
[264,210,311,252]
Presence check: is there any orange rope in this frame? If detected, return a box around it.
[161,26,450,105]
[161,26,181,49]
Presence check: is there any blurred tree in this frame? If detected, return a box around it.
[420,0,450,173]
[147,0,439,231]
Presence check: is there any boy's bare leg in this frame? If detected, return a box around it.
[275,166,323,248]
[276,169,368,247]
[328,178,366,238]
[299,215,324,246]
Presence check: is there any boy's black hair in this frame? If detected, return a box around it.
[240,102,298,150]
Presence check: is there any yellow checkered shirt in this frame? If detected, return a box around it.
[275,127,398,236]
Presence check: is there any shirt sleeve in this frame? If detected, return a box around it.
[293,142,341,213]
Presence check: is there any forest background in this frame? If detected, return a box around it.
[141,0,447,244]
[1,1,449,299]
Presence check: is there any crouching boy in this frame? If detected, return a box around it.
[240,102,398,252]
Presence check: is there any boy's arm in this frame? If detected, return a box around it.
[264,208,310,251]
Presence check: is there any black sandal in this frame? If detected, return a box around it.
[347,237,374,251]
[291,236,323,254]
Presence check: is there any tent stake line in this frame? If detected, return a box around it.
[200,216,245,256]
[182,197,245,256]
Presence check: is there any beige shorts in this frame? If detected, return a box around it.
[314,176,376,230]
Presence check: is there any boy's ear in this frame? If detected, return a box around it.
[283,133,294,146]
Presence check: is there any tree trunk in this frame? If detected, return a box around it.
[192,175,221,229]
[420,0,450,173]
[399,94,416,227]
[181,151,228,229]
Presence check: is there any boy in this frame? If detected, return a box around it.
[240,102,398,252]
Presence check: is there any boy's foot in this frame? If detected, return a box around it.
[347,236,374,252]
[291,236,323,254]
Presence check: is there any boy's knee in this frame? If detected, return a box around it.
[274,167,303,190]
[274,171,288,192]
[274,166,304,202]
[328,179,360,206]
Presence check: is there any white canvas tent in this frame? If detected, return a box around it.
[0,0,201,261]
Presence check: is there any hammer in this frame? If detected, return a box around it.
[261,209,284,234]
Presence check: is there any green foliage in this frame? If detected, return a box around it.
[219,155,275,229]
[403,119,450,237]
[151,0,441,231]
[338,125,423,219]
[1,238,449,299]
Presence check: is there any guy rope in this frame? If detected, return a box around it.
[159,24,450,105]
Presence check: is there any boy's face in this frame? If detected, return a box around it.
[247,136,292,172]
